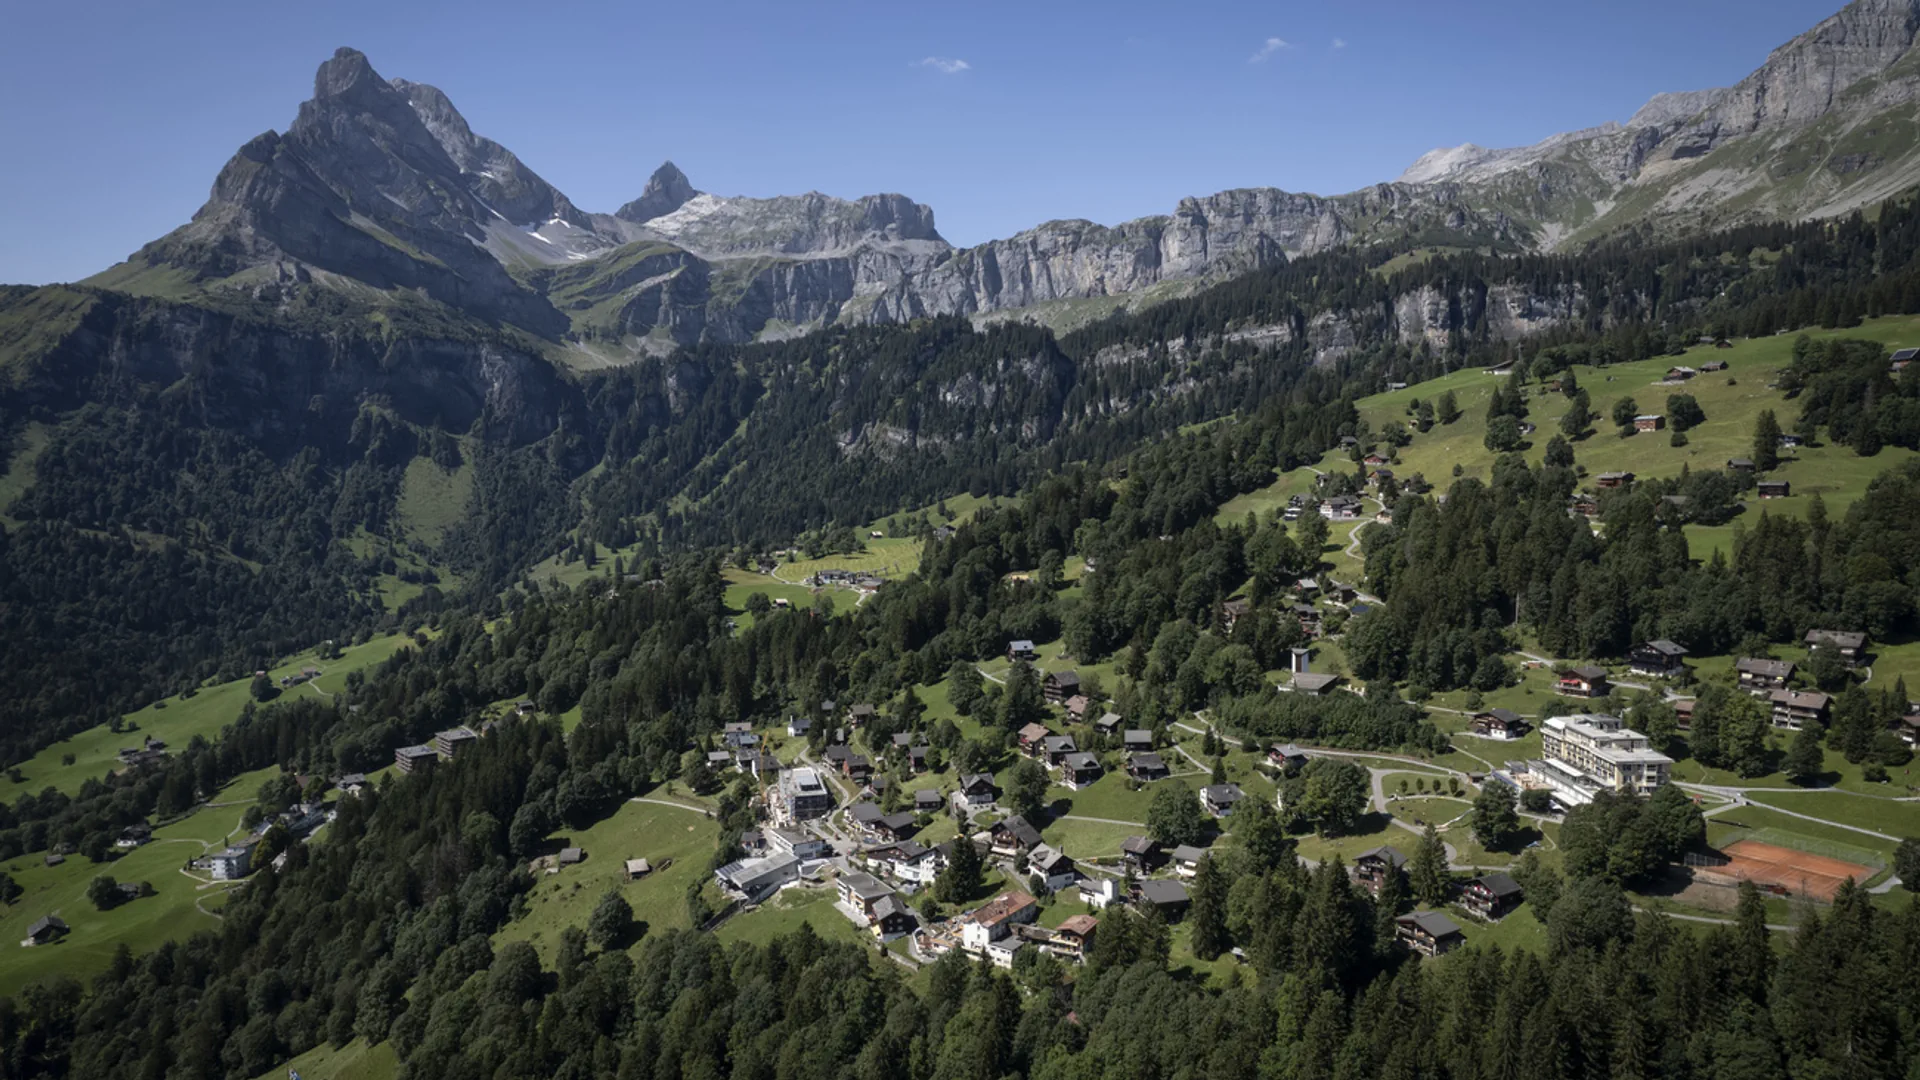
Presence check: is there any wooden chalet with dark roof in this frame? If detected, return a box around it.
[1628,640,1688,678]
[1042,670,1081,704]
[1556,666,1610,698]
[1736,657,1794,692]
[1462,872,1524,920]
[1806,629,1868,667]
[1395,911,1465,956]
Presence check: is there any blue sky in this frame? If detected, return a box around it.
[0,0,1847,283]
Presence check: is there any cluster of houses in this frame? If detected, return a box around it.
[394,725,482,774]
[116,736,168,770]
[199,798,334,881]
[274,664,324,690]
[1350,845,1525,955]
[808,569,887,590]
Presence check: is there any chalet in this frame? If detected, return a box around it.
[25,915,68,945]
[1595,471,1634,490]
[1007,640,1038,663]
[891,732,924,751]
[1293,604,1324,635]
[1664,366,1697,382]
[1352,846,1408,897]
[1628,640,1689,678]
[1702,355,1731,367]
[395,745,438,774]
[1285,672,1342,696]
[990,815,1043,856]
[869,894,918,939]
[847,703,877,727]
[847,800,886,833]
[953,774,999,809]
[1268,743,1310,772]
[842,754,873,782]
[43,854,63,867]
[1339,435,1360,449]
[1050,914,1098,962]
[1727,458,1755,473]
[1363,453,1391,467]
[721,721,758,748]
[961,891,1039,954]
[515,700,537,716]
[1134,879,1190,919]
[1060,752,1102,789]
[868,840,941,886]
[624,858,653,882]
[336,773,369,797]
[1221,598,1252,632]
[786,714,812,738]
[1899,709,1920,747]
[1674,698,1696,730]
[1170,844,1208,878]
[1805,629,1868,667]
[1557,666,1610,698]
[1769,688,1832,730]
[558,847,586,866]
[873,812,920,842]
[1395,911,1465,956]
[932,525,956,541]
[1079,876,1123,909]
[1778,434,1804,448]
[1757,480,1791,498]
[1295,577,1322,598]
[1484,360,1515,376]
[1321,496,1364,521]
[907,745,930,772]
[434,726,480,760]
[1041,734,1079,766]
[1736,657,1794,692]
[1121,836,1163,871]
[1893,347,1920,372]
[1043,670,1082,704]
[705,750,735,770]
[115,822,153,849]
[1127,752,1170,782]
[1470,709,1528,740]
[1064,694,1091,721]
[1200,783,1245,817]
[1570,495,1599,517]
[1326,581,1360,604]
[914,788,943,813]
[1018,723,1053,753]
[1094,712,1124,736]
[1123,729,1155,752]
[1462,872,1524,920]
[1028,844,1078,891]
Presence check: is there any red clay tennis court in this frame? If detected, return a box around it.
[1719,839,1872,902]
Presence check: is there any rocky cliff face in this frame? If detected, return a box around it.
[88,0,1920,353]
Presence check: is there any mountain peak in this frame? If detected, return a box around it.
[617,161,701,223]
[314,47,381,101]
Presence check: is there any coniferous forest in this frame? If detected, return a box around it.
[10,184,1920,1080]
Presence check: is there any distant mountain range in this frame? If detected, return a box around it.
[87,0,1920,355]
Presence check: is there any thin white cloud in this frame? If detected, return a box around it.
[1248,37,1289,63]
[1331,38,1347,50]
[915,57,971,74]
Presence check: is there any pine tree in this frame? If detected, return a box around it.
[1437,390,1462,425]
[1409,825,1449,906]
[1753,409,1782,471]
[1783,723,1824,785]
[1189,855,1231,960]
[1471,782,1522,851]
[1210,754,1228,785]
[588,888,634,949]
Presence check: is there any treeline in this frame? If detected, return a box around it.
[1345,453,1920,690]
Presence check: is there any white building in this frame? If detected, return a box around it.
[1532,714,1672,805]
[209,841,258,881]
